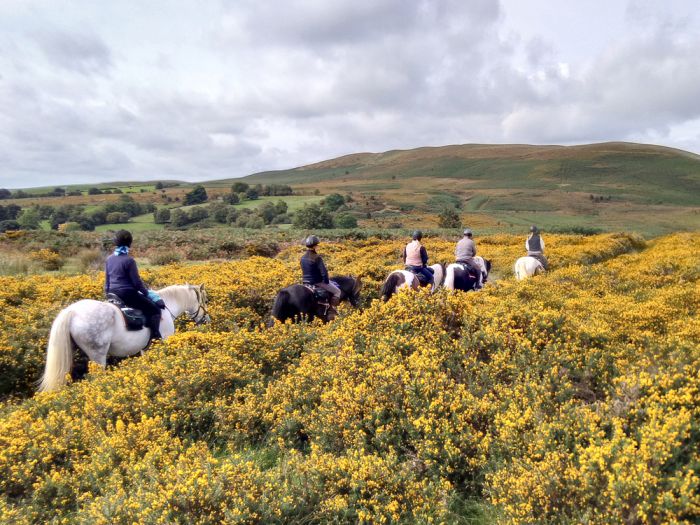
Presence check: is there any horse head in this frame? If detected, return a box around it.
[187,284,210,325]
[349,275,363,307]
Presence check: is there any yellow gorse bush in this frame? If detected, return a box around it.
[0,231,698,523]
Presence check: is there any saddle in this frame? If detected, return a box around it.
[303,284,331,304]
[457,262,480,280]
[106,293,147,331]
[404,267,431,286]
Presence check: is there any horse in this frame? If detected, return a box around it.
[444,257,492,292]
[38,284,210,392]
[380,263,445,301]
[330,275,363,307]
[271,275,362,324]
[514,256,545,280]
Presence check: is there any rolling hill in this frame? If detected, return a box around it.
[225,141,700,235]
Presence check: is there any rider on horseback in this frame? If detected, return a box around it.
[105,230,163,340]
[403,230,434,286]
[526,225,549,270]
[455,228,483,289]
[300,235,341,306]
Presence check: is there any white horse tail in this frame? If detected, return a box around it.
[39,308,74,392]
[514,258,527,281]
[444,264,456,290]
[430,264,444,291]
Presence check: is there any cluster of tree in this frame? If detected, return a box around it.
[589,194,613,202]
[293,194,358,229]
[0,204,23,232]
[164,200,292,230]
[154,181,179,190]
[222,182,293,205]
[1,195,156,232]
[0,186,127,199]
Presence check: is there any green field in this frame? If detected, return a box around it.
[95,213,164,232]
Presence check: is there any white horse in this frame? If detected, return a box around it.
[380,263,445,301]
[39,284,210,392]
[514,257,545,280]
[444,256,491,291]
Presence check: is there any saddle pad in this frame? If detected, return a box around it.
[106,296,146,331]
[303,284,330,302]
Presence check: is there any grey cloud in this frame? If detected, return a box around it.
[503,25,700,143]
[33,30,112,75]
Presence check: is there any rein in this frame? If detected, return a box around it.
[190,286,209,325]
[161,286,209,325]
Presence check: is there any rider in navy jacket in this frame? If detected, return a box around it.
[300,235,341,305]
[105,230,162,340]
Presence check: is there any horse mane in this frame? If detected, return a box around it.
[271,289,291,322]
[157,284,194,306]
[380,273,401,301]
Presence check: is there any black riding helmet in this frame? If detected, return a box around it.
[304,235,320,248]
[530,225,539,233]
[412,230,423,241]
[113,229,133,247]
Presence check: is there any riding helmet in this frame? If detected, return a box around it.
[412,230,423,240]
[530,225,538,233]
[304,235,320,247]
[463,228,472,236]
[113,229,133,247]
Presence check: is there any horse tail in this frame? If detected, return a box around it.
[39,308,74,392]
[444,264,455,290]
[514,258,527,281]
[431,264,444,291]
[381,273,401,302]
[271,290,290,322]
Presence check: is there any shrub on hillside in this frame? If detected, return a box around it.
[293,204,334,229]
[437,207,460,228]
[28,248,64,270]
[153,208,171,224]
[334,213,358,228]
[150,252,182,265]
[184,185,208,205]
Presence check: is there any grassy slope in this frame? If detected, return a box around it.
[230,142,700,235]
[238,142,700,205]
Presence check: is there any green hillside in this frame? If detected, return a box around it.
[236,142,700,206]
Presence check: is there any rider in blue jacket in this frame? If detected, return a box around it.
[105,230,163,340]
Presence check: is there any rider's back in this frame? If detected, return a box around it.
[301,250,326,284]
[105,254,147,294]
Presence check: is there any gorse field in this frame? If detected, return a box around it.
[1,231,698,523]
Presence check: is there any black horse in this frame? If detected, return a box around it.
[270,275,362,324]
[444,259,492,292]
[331,275,363,307]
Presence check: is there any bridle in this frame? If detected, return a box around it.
[189,286,210,325]
[163,286,210,325]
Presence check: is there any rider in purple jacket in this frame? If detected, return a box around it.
[105,230,162,340]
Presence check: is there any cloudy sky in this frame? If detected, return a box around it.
[1,0,699,188]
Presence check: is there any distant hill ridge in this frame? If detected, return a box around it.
[242,141,699,175]
[234,142,700,209]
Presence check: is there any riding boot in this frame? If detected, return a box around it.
[149,315,162,341]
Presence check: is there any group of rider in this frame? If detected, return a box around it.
[105,226,548,341]
[301,225,548,294]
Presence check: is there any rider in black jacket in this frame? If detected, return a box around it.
[301,235,341,305]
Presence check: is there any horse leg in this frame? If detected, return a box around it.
[87,346,109,368]
[71,348,90,381]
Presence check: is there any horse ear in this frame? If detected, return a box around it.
[199,284,205,291]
